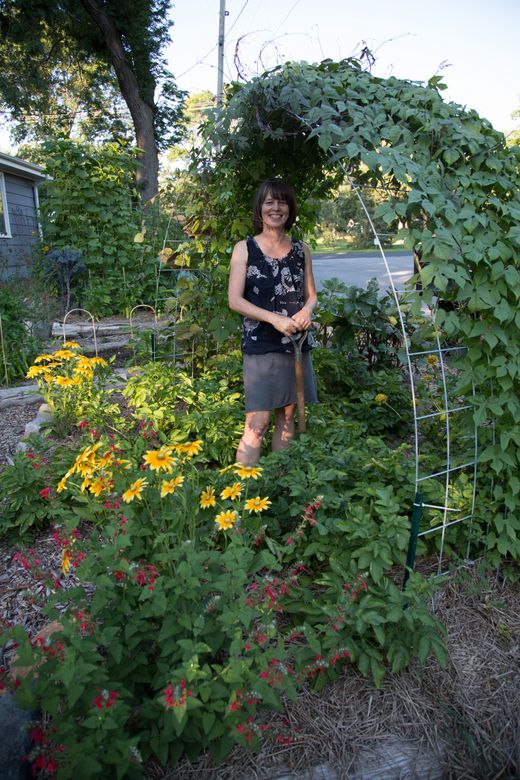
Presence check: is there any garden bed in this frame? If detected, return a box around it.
[153,567,520,780]
[0,307,514,779]
[1,523,518,780]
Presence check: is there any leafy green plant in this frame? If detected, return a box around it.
[2,428,446,777]
[26,343,117,435]
[0,284,42,384]
[315,278,402,365]
[38,138,160,316]
[0,436,73,538]
[176,56,520,565]
[122,355,243,464]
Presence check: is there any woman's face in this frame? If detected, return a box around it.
[261,191,289,230]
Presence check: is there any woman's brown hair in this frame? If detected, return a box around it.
[252,178,297,232]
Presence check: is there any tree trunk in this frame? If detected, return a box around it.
[79,0,159,204]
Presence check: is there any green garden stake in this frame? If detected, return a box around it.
[402,491,423,589]
[150,330,157,361]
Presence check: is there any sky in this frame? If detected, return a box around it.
[167,0,519,135]
[0,0,518,153]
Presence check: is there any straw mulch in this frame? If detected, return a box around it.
[148,568,520,780]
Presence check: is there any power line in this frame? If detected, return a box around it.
[175,0,250,84]
[227,0,250,34]
[272,0,303,35]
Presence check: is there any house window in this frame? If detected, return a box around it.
[0,172,11,238]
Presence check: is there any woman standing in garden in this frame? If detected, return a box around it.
[228,178,318,465]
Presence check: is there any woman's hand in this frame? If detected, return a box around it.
[291,305,313,331]
[271,313,301,337]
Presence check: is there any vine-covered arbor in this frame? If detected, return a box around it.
[188,59,520,566]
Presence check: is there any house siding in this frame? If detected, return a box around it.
[0,173,40,280]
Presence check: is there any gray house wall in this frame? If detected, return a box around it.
[0,173,40,281]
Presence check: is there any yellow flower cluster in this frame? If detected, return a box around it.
[27,342,108,386]
[374,393,388,405]
[199,464,271,531]
[57,440,127,497]
[57,438,204,506]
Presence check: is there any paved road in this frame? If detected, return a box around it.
[312,250,413,293]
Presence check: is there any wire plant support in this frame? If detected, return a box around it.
[335,159,479,579]
[62,308,98,357]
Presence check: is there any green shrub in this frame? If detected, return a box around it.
[0,436,74,538]
[0,284,41,384]
[38,138,160,316]
[122,354,244,465]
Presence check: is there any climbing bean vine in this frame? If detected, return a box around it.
[178,58,520,565]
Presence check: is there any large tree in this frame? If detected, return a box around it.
[0,0,186,202]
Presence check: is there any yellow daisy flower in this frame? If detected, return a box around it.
[122,478,148,503]
[220,482,243,500]
[175,440,203,459]
[422,374,434,382]
[143,446,176,473]
[426,354,439,366]
[233,464,263,480]
[200,486,216,509]
[80,477,92,492]
[160,475,185,497]
[89,477,109,497]
[73,365,94,379]
[90,357,108,367]
[245,496,272,514]
[33,354,57,364]
[74,443,102,476]
[96,451,115,469]
[62,341,81,349]
[215,510,238,530]
[374,393,388,405]
[26,365,49,378]
[57,476,68,493]
[218,464,236,474]
[53,349,75,360]
[61,548,72,576]
[76,463,95,478]
[54,376,78,387]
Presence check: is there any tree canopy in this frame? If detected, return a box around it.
[0,0,186,201]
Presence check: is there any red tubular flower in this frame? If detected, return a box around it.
[39,487,52,500]
[163,679,192,708]
[92,688,120,709]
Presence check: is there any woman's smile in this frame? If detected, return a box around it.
[262,197,289,227]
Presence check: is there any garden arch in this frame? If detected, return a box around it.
[187,58,520,571]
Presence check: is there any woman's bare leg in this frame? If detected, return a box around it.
[236,411,271,465]
[272,404,296,451]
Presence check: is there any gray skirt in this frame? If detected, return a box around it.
[243,351,318,412]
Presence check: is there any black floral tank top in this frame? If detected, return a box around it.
[241,237,312,355]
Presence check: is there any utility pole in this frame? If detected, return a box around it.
[217,0,227,106]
